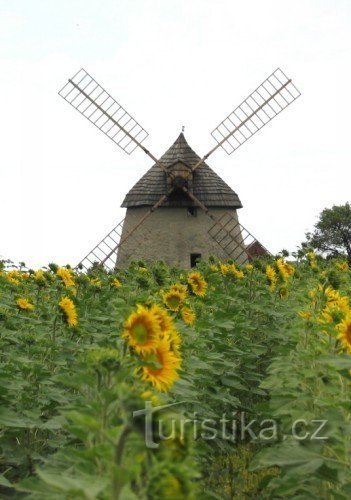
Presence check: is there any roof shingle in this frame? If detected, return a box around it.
[121,133,242,209]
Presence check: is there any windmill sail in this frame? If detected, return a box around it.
[211,68,300,155]
[59,68,148,154]
[208,213,271,264]
[78,218,126,271]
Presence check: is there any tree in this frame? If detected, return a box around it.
[304,203,351,263]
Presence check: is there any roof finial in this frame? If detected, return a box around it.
[182,125,185,133]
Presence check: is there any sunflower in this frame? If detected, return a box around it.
[219,263,230,276]
[33,269,45,282]
[6,271,22,285]
[310,260,318,270]
[227,264,244,279]
[265,265,277,291]
[187,271,207,297]
[147,465,192,499]
[123,305,162,354]
[336,261,349,271]
[325,287,349,311]
[141,339,181,391]
[162,290,185,311]
[308,285,320,299]
[140,390,160,406]
[306,251,316,262]
[111,278,122,288]
[59,296,78,326]
[150,304,174,336]
[298,311,312,320]
[321,303,346,324]
[169,284,187,300]
[90,277,102,287]
[16,298,35,311]
[57,267,75,287]
[181,306,196,325]
[168,328,182,355]
[318,310,333,324]
[279,286,289,299]
[337,315,351,352]
[276,258,294,281]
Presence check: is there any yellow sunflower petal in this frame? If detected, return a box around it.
[123,305,162,354]
[141,339,181,392]
[16,298,35,311]
[187,271,207,297]
[59,296,78,326]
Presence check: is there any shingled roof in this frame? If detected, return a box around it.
[121,133,242,209]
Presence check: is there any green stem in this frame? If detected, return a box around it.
[111,425,131,499]
[52,315,58,344]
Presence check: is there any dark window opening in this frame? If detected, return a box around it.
[168,189,189,204]
[187,207,197,217]
[190,253,201,267]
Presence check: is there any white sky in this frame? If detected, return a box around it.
[1,0,350,269]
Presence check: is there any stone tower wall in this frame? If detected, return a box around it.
[116,206,247,268]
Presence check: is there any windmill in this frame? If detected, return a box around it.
[58,68,300,270]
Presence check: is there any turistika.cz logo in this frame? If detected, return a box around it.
[133,401,329,449]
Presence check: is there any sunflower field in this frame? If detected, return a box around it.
[0,254,351,499]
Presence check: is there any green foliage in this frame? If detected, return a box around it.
[305,202,351,263]
[0,257,350,498]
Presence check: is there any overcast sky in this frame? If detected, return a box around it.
[1,0,350,269]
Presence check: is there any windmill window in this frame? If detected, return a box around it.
[187,207,197,217]
[190,253,201,267]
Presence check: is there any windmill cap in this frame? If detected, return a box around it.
[121,133,243,209]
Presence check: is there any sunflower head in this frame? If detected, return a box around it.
[162,290,184,311]
[265,265,277,290]
[187,272,207,297]
[310,260,318,270]
[168,328,182,356]
[227,264,244,279]
[336,261,349,271]
[150,304,174,336]
[279,286,289,299]
[306,251,316,261]
[147,463,196,500]
[169,284,187,300]
[337,315,351,353]
[141,338,181,392]
[59,296,78,326]
[123,305,161,354]
[219,263,229,276]
[89,277,102,287]
[111,278,122,288]
[16,298,35,311]
[298,310,312,321]
[140,390,160,406]
[323,304,346,324]
[181,306,196,325]
[86,347,121,371]
[57,267,75,287]
[6,271,22,285]
[276,258,294,281]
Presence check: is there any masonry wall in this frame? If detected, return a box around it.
[116,206,247,268]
